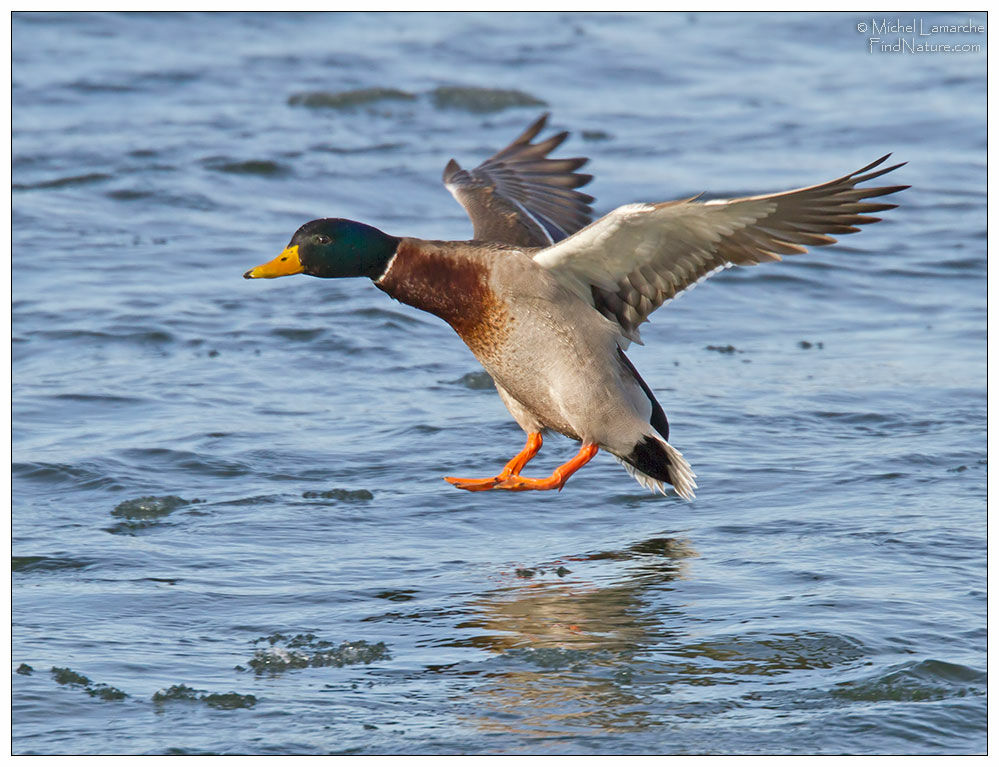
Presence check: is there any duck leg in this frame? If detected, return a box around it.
[493,443,599,491]
[444,432,543,491]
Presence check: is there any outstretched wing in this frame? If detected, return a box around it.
[533,155,908,344]
[443,113,594,247]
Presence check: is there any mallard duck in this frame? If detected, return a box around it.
[245,114,906,499]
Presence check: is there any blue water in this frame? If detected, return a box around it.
[12,12,985,755]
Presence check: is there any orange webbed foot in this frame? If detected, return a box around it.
[492,475,568,492]
[445,440,598,494]
[444,475,504,491]
[444,433,544,492]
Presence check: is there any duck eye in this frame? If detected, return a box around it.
[315,234,331,245]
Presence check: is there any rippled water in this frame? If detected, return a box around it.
[12,12,985,755]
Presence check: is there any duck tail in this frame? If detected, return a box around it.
[614,435,697,501]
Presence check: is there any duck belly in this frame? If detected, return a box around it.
[478,311,654,454]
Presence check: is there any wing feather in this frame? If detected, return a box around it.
[443,113,595,247]
[533,156,908,344]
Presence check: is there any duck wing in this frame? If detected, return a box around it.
[443,113,594,247]
[532,155,908,345]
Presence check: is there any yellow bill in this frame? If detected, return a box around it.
[243,245,304,279]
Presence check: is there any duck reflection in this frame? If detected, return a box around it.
[456,534,698,737]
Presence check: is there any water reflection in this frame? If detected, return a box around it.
[447,535,882,742]
[458,535,698,737]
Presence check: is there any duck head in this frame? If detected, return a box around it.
[244,218,400,280]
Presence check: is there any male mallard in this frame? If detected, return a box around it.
[245,114,906,499]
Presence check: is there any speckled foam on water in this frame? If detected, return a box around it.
[12,11,985,756]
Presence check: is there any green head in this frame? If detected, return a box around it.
[244,219,400,280]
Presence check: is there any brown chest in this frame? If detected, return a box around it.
[376,241,512,361]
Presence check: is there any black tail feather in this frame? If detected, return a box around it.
[618,436,697,500]
[627,436,673,483]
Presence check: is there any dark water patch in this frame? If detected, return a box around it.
[99,325,173,343]
[115,447,251,478]
[831,659,985,703]
[705,344,743,354]
[244,633,390,675]
[430,86,546,113]
[209,494,283,507]
[855,471,909,484]
[50,667,127,701]
[66,78,137,93]
[626,537,697,559]
[12,172,112,191]
[360,604,473,625]
[131,69,200,87]
[270,327,326,342]
[152,684,257,710]
[373,589,418,602]
[12,555,94,573]
[11,152,61,171]
[33,328,175,345]
[846,529,912,546]
[449,371,495,390]
[152,683,200,703]
[12,461,122,492]
[87,684,128,702]
[582,536,697,565]
[313,142,407,155]
[111,495,197,520]
[105,519,170,536]
[582,129,612,141]
[809,410,939,432]
[50,393,146,405]
[200,692,258,710]
[204,158,290,176]
[253,407,316,417]
[514,565,571,579]
[288,87,416,109]
[16,664,33,675]
[812,409,889,423]
[669,632,867,679]
[106,495,201,535]
[302,488,374,502]
[51,667,91,686]
[504,647,597,670]
[89,186,219,211]
[122,161,176,175]
[936,255,987,272]
[399,423,444,436]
